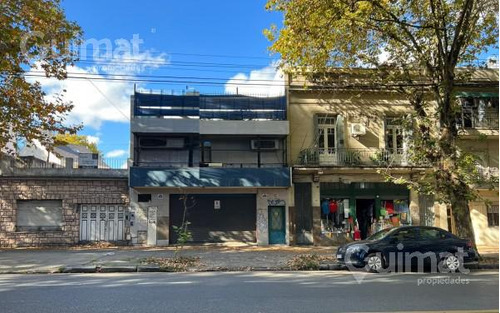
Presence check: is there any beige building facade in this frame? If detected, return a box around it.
[286,69,499,251]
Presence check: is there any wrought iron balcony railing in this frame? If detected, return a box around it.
[458,108,499,130]
[297,148,415,167]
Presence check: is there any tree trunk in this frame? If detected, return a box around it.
[449,184,478,252]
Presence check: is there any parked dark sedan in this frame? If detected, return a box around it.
[336,226,478,272]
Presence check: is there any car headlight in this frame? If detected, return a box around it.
[346,244,368,254]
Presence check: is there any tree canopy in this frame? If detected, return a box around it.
[0,0,83,153]
[265,0,499,240]
[53,134,99,154]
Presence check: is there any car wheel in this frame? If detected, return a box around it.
[365,253,384,273]
[440,254,462,272]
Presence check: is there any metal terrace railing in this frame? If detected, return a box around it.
[297,148,417,167]
[14,158,129,170]
[458,108,499,130]
[133,92,287,120]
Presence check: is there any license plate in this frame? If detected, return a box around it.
[336,254,342,259]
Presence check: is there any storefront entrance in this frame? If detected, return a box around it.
[320,182,411,242]
[356,199,375,240]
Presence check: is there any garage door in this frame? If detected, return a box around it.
[80,205,126,242]
[169,194,256,243]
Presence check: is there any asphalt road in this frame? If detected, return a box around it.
[0,271,497,313]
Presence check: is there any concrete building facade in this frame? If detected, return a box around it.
[128,91,291,246]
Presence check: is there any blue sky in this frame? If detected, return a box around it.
[52,0,284,160]
[32,1,497,163]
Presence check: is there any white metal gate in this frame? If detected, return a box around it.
[80,205,126,241]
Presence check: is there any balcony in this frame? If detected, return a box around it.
[297,148,416,167]
[131,92,288,135]
[458,108,499,130]
[134,142,287,169]
[477,166,499,180]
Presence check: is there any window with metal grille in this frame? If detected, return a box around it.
[487,204,499,227]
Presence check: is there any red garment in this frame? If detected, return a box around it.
[385,201,395,214]
[353,227,361,240]
[329,201,338,213]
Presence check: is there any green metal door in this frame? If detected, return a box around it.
[268,206,286,244]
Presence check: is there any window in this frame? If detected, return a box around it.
[16,200,63,231]
[420,228,449,240]
[140,137,167,147]
[392,228,419,241]
[459,97,499,129]
[166,138,185,148]
[317,114,336,153]
[251,139,278,150]
[487,204,499,227]
[201,141,212,163]
[138,194,152,202]
[385,118,404,154]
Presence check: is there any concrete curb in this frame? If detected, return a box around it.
[137,265,161,272]
[61,266,96,273]
[97,266,137,273]
[1,263,497,274]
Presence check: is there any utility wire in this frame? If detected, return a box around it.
[23,73,285,87]
[87,79,129,120]
[73,47,275,60]
[26,70,283,83]
[75,56,274,68]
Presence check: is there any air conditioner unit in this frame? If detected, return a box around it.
[350,123,366,136]
[251,139,279,150]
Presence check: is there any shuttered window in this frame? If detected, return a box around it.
[16,200,63,231]
[487,204,499,227]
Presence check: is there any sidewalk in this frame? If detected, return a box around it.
[0,244,497,274]
[0,245,336,274]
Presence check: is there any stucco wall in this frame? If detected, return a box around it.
[130,187,290,246]
[470,191,499,248]
[287,90,412,164]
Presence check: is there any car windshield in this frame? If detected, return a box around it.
[366,228,394,240]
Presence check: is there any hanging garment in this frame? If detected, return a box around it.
[343,199,350,217]
[329,200,338,213]
[385,200,395,214]
[395,200,409,213]
[321,200,330,215]
[338,201,344,225]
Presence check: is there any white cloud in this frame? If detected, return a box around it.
[105,149,128,158]
[85,135,100,145]
[27,51,167,129]
[224,63,285,97]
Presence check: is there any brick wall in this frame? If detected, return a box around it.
[0,178,129,248]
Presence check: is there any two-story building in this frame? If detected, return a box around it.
[286,69,499,250]
[128,91,291,246]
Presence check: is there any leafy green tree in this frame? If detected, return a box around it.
[265,0,498,242]
[54,134,99,154]
[0,0,83,153]
[173,192,195,258]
